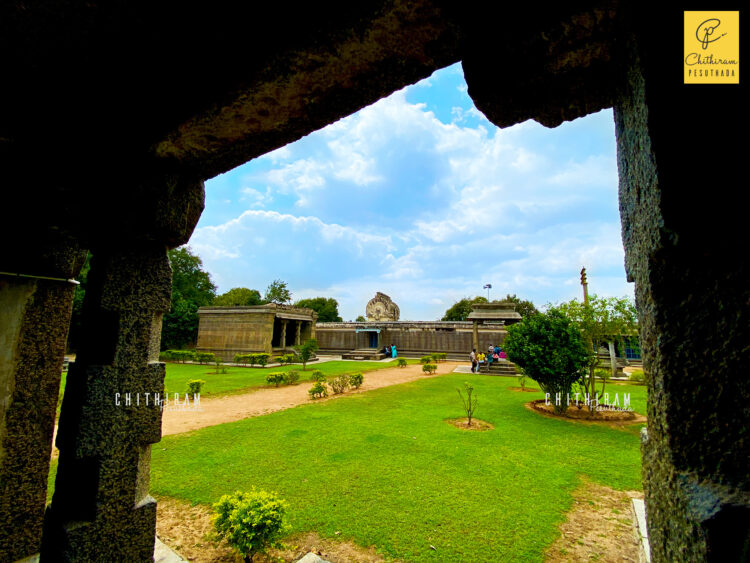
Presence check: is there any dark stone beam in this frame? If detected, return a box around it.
[151,0,461,179]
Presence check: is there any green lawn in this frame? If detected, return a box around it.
[163,359,417,398]
[150,375,647,562]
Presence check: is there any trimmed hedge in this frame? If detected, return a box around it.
[234,353,271,367]
[422,363,437,375]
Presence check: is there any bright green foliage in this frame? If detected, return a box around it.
[555,295,639,411]
[419,356,432,365]
[503,310,589,414]
[295,339,319,370]
[310,370,326,382]
[308,381,328,399]
[431,352,447,362]
[441,296,488,321]
[397,358,407,368]
[212,489,290,561]
[255,354,270,367]
[165,350,196,363]
[283,371,300,385]
[213,287,263,307]
[195,352,215,364]
[275,353,299,366]
[329,375,350,394]
[629,369,646,384]
[294,297,343,322]
[264,279,291,304]
[348,373,364,389]
[266,373,285,387]
[503,294,540,318]
[186,379,206,395]
[355,315,366,322]
[213,358,228,374]
[422,364,437,375]
[235,353,271,367]
[162,247,217,350]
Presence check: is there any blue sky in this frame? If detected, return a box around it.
[188,62,633,321]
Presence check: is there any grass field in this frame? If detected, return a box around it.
[163,359,417,398]
[149,373,647,562]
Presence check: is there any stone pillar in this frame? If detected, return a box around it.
[280,320,287,350]
[472,320,479,352]
[614,19,749,561]
[41,245,171,561]
[295,321,301,346]
[0,242,86,562]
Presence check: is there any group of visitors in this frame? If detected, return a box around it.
[382,344,398,358]
[469,344,507,373]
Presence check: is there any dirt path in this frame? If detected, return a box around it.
[161,362,461,436]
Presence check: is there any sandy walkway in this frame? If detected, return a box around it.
[161,361,461,436]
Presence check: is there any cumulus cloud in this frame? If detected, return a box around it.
[194,63,631,320]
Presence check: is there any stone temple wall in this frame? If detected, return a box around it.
[196,309,275,361]
[317,322,509,358]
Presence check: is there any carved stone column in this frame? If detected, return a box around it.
[0,241,86,562]
[42,245,171,560]
[280,320,288,350]
[472,320,479,353]
[295,321,301,346]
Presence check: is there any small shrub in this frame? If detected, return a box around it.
[212,489,290,562]
[213,358,228,374]
[436,352,447,362]
[348,373,364,389]
[397,358,407,368]
[234,353,248,365]
[255,354,270,367]
[196,352,215,364]
[594,368,611,380]
[420,355,433,365]
[186,379,206,395]
[273,356,286,365]
[283,370,300,385]
[517,372,527,390]
[308,381,328,399]
[629,369,646,384]
[311,370,326,382]
[422,363,437,375]
[329,375,350,394]
[168,350,195,363]
[284,353,299,365]
[266,372,285,387]
[159,350,173,361]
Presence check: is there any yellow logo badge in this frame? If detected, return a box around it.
[684,11,740,84]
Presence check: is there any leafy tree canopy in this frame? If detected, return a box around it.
[214,287,263,307]
[441,296,488,321]
[503,309,590,413]
[555,295,638,351]
[294,297,343,322]
[264,279,292,304]
[503,293,540,318]
[355,315,366,322]
[162,246,216,350]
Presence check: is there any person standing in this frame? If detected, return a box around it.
[470,349,477,373]
[391,343,397,358]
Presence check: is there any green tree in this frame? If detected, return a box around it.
[294,297,343,322]
[161,246,216,350]
[213,287,263,307]
[355,315,366,322]
[503,293,540,318]
[441,296,488,321]
[503,310,590,414]
[294,338,319,370]
[555,295,638,413]
[264,279,291,304]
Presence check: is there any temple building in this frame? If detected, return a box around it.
[316,294,522,360]
[196,304,317,361]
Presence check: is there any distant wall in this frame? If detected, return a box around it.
[316,322,509,358]
[196,309,275,361]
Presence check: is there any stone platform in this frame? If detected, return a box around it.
[341,349,386,360]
